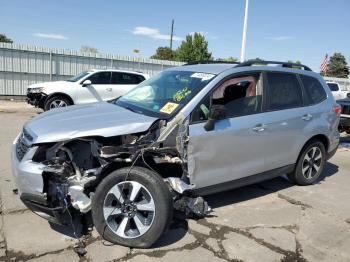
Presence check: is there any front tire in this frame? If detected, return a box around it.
[288,140,326,186]
[44,96,71,111]
[92,167,173,248]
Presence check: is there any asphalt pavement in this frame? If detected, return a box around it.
[1,101,350,262]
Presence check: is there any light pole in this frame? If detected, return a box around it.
[240,0,249,62]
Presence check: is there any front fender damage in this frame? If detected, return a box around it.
[35,117,210,228]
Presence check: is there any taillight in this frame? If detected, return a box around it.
[333,104,341,118]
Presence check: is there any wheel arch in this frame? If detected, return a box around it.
[296,134,329,164]
[45,92,74,105]
[304,134,329,152]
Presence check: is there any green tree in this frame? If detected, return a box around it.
[287,60,302,64]
[327,53,349,78]
[250,57,265,65]
[176,33,212,63]
[80,45,98,54]
[287,60,302,69]
[151,46,175,60]
[215,57,238,62]
[0,34,13,43]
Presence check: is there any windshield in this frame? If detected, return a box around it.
[67,71,90,82]
[115,70,216,118]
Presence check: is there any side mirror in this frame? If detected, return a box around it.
[347,93,350,99]
[204,105,227,131]
[82,79,91,87]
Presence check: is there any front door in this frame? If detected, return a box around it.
[188,72,268,189]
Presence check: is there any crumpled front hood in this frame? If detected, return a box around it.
[25,102,158,144]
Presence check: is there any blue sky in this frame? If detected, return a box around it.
[1,0,349,71]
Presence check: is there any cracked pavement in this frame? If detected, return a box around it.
[1,101,350,262]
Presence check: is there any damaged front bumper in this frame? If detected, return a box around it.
[26,92,47,109]
[11,135,89,225]
[11,141,64,223]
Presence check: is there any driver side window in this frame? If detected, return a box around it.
[191,73,263,123]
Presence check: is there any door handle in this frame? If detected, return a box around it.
[302,114,313,121]
[252,124,266,132]
[106,87,112,92]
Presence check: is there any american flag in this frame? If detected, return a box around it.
[320,54,329,73]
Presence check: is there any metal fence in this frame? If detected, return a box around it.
[0,43,184,95]
[1,42,349,96]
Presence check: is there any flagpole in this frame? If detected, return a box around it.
[240,0,249,62]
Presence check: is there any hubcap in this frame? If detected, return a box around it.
[49,100,68,109]
[103,181,155,239]
[302,146,323,179]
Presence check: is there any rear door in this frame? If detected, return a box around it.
[111,72,145,98]
[76,71,113,103]
[261,72,311,170]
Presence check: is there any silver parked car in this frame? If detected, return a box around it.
[12,60,340,248]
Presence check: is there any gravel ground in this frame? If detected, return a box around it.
[1,101,350,262]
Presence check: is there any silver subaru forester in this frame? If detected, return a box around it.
[11,60,340,248]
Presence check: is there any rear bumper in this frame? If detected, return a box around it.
[26,92,47,109]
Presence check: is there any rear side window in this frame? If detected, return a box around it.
[86,72,111,84]
[265,72,303,111]
[301,75,327,105]
[327,83,339,91]
[111,73,145,85]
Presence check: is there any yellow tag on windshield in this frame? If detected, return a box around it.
[160,102,179,114]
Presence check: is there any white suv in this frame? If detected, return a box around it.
[26,69,149,111]
[327,81,348,100]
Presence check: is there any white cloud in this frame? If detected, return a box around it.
[132,26,183,41]
[34,33,67,40]
[272,36,294,41]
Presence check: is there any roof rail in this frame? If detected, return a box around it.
[235,60,312,71]
[184,60,240,65]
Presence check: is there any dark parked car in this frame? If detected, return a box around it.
[337,93,350,134]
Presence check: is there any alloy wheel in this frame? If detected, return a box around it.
[302,146,323,179]
[49,100,68,109]
[103,181,155,239]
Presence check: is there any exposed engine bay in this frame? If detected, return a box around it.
[30,117,210,231]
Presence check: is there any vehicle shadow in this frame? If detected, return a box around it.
[206,162,338,210]
[48,162,338,247]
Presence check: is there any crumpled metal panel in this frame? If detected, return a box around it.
[164,177,194,194]
[187,118,266,190]
[25,102,158,144]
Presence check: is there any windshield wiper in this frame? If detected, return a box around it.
[124,106,143,114]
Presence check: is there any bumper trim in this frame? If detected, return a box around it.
[20,193,70,225]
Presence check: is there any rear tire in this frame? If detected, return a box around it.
[288,140,326,186]
[92,167,173,248]
[44,96,71,111]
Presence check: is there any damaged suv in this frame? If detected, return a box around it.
[12,60,340,248]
